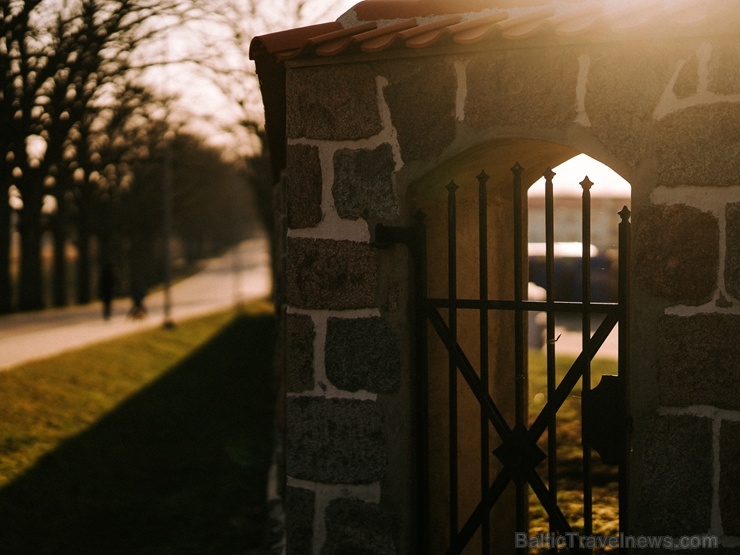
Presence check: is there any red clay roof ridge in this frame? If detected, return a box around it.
[337,7,520,34]
[335,0,703,29]
[252,0,735,62]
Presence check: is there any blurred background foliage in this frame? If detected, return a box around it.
[2,0,253,312]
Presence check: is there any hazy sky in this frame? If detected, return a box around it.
[529,155,631,198]
[152,0,632,198]
[139,0,360,153]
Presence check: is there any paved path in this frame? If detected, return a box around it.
[0,233,617,370]
[0,236,272,371]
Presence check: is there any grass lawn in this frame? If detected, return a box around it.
[528,349,620,541]
[0,302,277,554]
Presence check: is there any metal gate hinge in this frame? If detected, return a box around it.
[372,223,417,248]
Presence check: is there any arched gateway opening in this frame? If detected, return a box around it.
[405,138,632,554]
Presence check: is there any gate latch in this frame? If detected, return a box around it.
[582,375,630,466]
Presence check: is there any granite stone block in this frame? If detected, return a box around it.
[333,144,399,221]
[658,314,740,410]
[673,53,699,99]
[382,60,456,162]
[322,498,397,555]
[708,43,740,96]
[720,421,740,536]
[286,66,382,141]
[325,317,401,394]
[285,238,379,310]
[286,397,385,483]
[635,204,718,303]
[286,486,315,555]
[466,49,578,132]
[286,144,323,229]
[286,313,315,393]
[586,43,681,167]
[725,203,740,301]
[634,415,713,535]
[655,103,740,186]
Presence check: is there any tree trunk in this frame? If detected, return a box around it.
[52,205,68,307]
[76,178,93,304]
[0,189,11,314]
[17,198,45,311]
[76,227,91,305]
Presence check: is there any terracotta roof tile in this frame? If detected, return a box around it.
[607,3,661,32]
[357,19,419,52]
[401,15,463,48]
[250,0,740,64]
[499,6,556,39]
[249,0,740,181]
[448,12,510,45]
[309,22,378,57]
[545,3,602,36]
[248,21,342,60]
[350,0,499,21]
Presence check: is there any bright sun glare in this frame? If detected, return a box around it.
[528,154,631,198]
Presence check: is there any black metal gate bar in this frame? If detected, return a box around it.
[427,305,618,466]
[428,298,618,313]
[478,171,491,555]
[511,163,528,537]
[430,290,619,553]
[427,307,513,445]
[618,206,632,543]
[529,311,617,441]
[527,467,588,555]
[413,211,430,555]
[428,308,614,555]
[396,163,631,554]
[447,180,459,540]
[581,176,594,542]
[449,468,513,554]
[544,167,558,552]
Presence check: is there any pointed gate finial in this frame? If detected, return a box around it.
[619,205,631,222]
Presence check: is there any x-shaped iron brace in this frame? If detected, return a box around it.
[427,306,619,555]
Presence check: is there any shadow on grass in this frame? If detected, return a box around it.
[0,312,277,555]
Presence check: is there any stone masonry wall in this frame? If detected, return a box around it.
[282,35,740,554]
[283,63,408,555]
[629,38,740,549]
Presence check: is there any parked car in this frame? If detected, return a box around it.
[528,242,616,303]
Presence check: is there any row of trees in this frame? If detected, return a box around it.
[0,0,263,313]
[2,0,356,314]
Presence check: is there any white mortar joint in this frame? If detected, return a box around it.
[659,405,740,545]
[575,54,592,127]
[284,478,381,555]
[653,43,740,121]
[286,306,381,401]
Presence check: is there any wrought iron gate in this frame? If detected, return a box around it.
[379,163,631,554]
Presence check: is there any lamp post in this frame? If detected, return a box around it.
[162,137,175,328]
[160,20,175,329]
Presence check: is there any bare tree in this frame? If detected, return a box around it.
[170,0,358,227]
[0,0,44,312]
[0,0,192,311]
[124,0,355,300]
